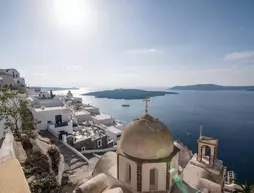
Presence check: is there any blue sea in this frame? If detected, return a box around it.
[53,87,254,184]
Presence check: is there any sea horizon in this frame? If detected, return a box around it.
[49,87,254,184]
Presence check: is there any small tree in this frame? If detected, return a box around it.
[234,182,254,193]
[0,87,40,139]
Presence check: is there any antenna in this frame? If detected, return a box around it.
[200,125,203,138]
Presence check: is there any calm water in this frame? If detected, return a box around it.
[54,88,254,183]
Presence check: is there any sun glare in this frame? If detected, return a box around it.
[54,0,91,27]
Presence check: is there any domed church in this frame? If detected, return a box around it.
[75,98,226,193]
[117,113,179,192]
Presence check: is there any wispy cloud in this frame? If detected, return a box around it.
[189,68,233,74]
[224,51,254,61]
[67,64,82,71]
[242,60,254,64]
[126,48,158,54]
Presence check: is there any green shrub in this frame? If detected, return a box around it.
[47,146,60,175]
[50,138,57,144]
[24,151,50,175]
[29,172,59,193]
[20,134,33,150]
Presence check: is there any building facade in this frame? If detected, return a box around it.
[0,69,26,88]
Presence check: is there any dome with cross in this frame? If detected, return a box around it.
[117,98,174,160]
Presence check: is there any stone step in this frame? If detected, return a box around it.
[71,161,88,170]
[70,157,83,165]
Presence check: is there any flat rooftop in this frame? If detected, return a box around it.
[93,114,112,120]
[198,136,218,145]
[107,126,122,134]
[83,106,98,110]
[34,106,68,112]
[73,126,106,143]
[75,110,91,116]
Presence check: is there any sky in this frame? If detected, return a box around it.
[0,0,254,88]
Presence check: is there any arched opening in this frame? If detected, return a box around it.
[149,168,159,191]
[125,163,131,184]
[204,146,211,156]
[201,145,211,164]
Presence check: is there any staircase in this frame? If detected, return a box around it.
[39,130,89,172]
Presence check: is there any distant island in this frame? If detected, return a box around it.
[82,89,178,100]
[169,84,254,91]
[30,86,79,91]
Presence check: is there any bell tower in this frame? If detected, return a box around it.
[197,126,218,166]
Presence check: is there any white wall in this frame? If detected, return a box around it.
[0,119,5,139]
[75,113,91,124]
[39,99,64,107]
[26,88,41,96]
[118,155,137,190]
[39,92,50,99]
[48,121,73,134]
[92,116,114,126]
[170,152,179,188]
[106,129,121,141]
[0,74,16,87]
[5,69,20,78]
[84,107,99,114]
[32,108,71,130]
[14,77,26,87]
[142,162,167,192]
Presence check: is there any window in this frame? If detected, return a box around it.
[116,134,121,138]
[81,147,86,152]
[55,115,62,124]
[150,169,156,185]
[17,80,20,84]
[97,139,102,147]
[125,164,131,183]
[149,168,158,190]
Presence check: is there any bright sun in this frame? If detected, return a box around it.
[54,0,91,27]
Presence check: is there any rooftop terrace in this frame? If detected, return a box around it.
[34,106,68,112]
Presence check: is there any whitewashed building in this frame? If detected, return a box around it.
[0,68,26,88]
[92,113,114,126]
[0,73,16,88]
[83,106,99,114]
[26,87,41,96]
[105,126,122,142]
[31,106,72,131]
[74,110,92,124]
[0,77,3,86]
[1,69,20,78]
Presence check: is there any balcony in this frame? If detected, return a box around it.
[55,121,68,128]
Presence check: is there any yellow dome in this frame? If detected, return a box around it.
[118,114,174,160]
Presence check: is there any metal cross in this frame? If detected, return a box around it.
[143,97,150,114]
